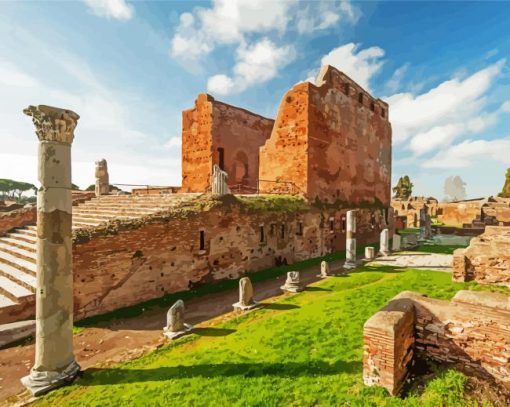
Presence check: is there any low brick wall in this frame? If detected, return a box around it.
[453,226,510,286]
[0,206,36,236]
[364,290,510,395]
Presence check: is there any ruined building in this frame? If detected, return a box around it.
[0,66,392,324]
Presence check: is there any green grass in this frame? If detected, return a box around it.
[399,228,420,235]
[38,265,494,407]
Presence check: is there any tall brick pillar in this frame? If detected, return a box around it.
[344,210,357,269]
[21,105,80,396]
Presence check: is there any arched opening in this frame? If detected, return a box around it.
[231,150,249,184]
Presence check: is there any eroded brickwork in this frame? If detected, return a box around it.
[181,94,274,193]
[0,207,36,236]
[391,197,438,228]
[453,226,510,285]
[364,290,510,395]
[72,201,385,319]
[259,65,392,205]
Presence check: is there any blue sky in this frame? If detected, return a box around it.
[1,0,510,199]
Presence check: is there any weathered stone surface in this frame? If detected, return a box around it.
[280,271,304,293]
[0,320,35,348]
[181,94,274,194]
[94,159,109,196]
[233,277,259,311]
[344,210,357,269]
[392,233,401,251]
[391,197,438,229]
[211,164,230,196]
[318,260,331,278]
[364,246,375,261]
[363,290,510,395]
[0,206,36,236]
[21,104,80,396]
[259,65,392,204]
[453,226,510,285]
[163,299,192,339]
[379,228,390,256]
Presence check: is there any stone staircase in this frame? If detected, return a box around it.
[0,193,199,323]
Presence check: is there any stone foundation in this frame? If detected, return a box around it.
[363,290,510,395]
[453,226,510,286]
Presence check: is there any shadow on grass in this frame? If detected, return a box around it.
[261,303,300,310]
[192,328,236,337]
[80,360,362,385]
[305,287,332,292]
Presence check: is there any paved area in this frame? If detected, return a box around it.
[369,252,453,272]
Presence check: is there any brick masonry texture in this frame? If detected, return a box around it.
[181,94,274,194]
[453,226,510,285]
[259,65,392,205]
[0,207,36,236]
[363,290,510,395]
[391,197,439,228]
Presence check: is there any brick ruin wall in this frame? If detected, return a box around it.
[364,290,510,396]
[259,65,392,205]
[72,203,385,320]
[181,94,274,193]
[437,201,484,227]
[453,226,510,285]
[390,197,439,228]
[0,207,36,236]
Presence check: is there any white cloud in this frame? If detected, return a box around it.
[163,136,182,150]
[207,38,294,95]
[84,0,133,21]
[385,63,409,93]
[318,43,385,91]
[424,138,510,169]
[0,61,38,87]
[387,59,505,146]
[170,0,360,64]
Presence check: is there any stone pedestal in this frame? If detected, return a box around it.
[379,229,390,256]
[281,271,305,293]
[344,210,357,269]
[233,277,260,311]
[317,260,332,278]
[95,159,109,196]
[365,247,375,261]
[21,105,80,396]
[392,234,402,252]
[163,300,193,340]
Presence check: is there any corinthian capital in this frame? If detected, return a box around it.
[24,105,79,144]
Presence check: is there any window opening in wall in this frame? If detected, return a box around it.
[329,218,335,231]
[358,93,363,104]
[344,83,350,95]
[341,216,346,232]
[217,147,225,170]
[270,223,276,236]
[297,221,303,236]
[280,224,285,239]
[199,230,205,251]
[370,102,375,111]
[371,214,376,228]
[381,109,386,118]
[260,225,265,243]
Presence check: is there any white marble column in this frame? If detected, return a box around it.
[344,210,357,269]
[379,228,390,256]
[21,105,80,396]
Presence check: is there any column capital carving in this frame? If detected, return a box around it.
[23,105,79,144]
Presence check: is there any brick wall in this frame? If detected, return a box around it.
[364,290,510,395]
[437,201,484,227]
[181,94,274,193]
[259,65,392,205]
[453,226,510,285]
[0,206,36,236]
[72,201,385,320]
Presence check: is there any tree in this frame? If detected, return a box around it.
[71,183,81,191]
[499,168,510,198]
[444,175,467,202]
[85,184,122,192]
[392,176,413,200]
[0,179,37,201]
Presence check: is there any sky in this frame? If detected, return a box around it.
[1,0,510,199]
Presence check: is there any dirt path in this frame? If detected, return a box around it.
[0,260,345,403]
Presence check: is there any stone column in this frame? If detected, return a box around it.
[379,228,390,256]
[94,159,109,196]
[211,164,230,196]
[419,207,427,240]
[344,210,357,269]
[21,105,80,396]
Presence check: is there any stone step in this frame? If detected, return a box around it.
[17,229,36,238]
[0,262,36,292]
[7,233,36,245]
[25,226,37,231]
[0,276,32,301]
[0,242,36,262]
[72,217,106,226]
[0,294,16,308]
[77,204,164,211]
[0,237,36,252]
[72,212,120,220]
[0,250,36,275]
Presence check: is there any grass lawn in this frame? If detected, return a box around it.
[35,264,497,407]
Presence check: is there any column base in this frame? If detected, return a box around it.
[163,323,193,340]
[233,301,262,312]
[343,261,357,270]
[21,359,80,397]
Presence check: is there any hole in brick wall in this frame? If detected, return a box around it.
[358,93,363,104]
[260,225,265,243]
[344,83,350,95]
[160,273,164,277]
[171,246,176,251]
[342,217,346,232]
[370,102,375,111]
[199,230,205,250]
[296,221,303,236]
[330,219,334,231]
[213,259,219,266]
[381,109,386,118]
[171,262,174,266]
[149,266,152,270]
[280,224,285,239]
[286,96,293,103]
